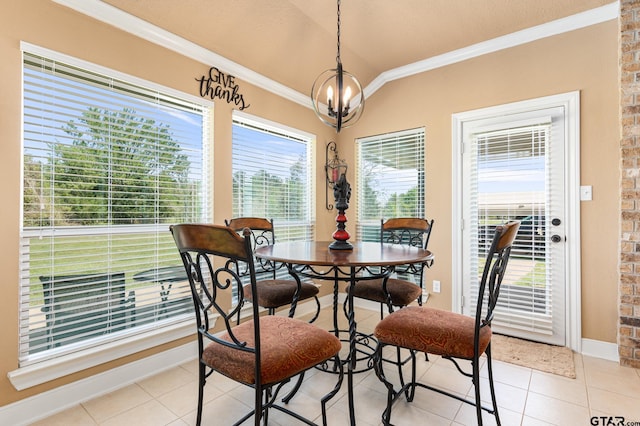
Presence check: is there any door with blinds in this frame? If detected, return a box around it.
[460,106,567,346]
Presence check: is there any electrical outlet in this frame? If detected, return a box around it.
[433,280,441,293]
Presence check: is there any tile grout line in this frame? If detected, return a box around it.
[89,383,156,425]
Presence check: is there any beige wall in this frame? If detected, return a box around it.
[338,21,620,340]
[0,0,619,408]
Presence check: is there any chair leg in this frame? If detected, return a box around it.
[486,345,501,425]
[342,295,349,322]
[281,372,305,403]
[395,346,404,387]
[254,384,264,426]
[406,349,417,402]
[196,361,206,426]
[262,387,270,426]
[392,346,413,399]
[395,346,416,396]
[373,343,396,425]
[472,357,483,426]
[320,354,344,426]
[308,296,321,323]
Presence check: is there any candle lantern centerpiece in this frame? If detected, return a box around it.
[329,173,353,250]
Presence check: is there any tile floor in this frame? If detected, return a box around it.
[31,307,640,425]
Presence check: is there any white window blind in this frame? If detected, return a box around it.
[470,123,554,334]
[20,50,211,365]
[356,128,425,241]
[231,114,314,241]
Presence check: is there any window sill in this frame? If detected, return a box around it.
[8,318,201,391]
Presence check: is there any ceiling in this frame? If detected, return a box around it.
[100,0,613,96]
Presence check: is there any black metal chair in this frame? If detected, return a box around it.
[225,217,321,322]
[39,272,132,348]
[373,221,520,426]
[170,223,343,426]
[347,217,434,318]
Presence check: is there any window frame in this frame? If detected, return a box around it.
[231,111,315,241]
[355,128,426,241]
[12,43,212,388]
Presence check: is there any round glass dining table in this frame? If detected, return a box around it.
[255,241,434,425]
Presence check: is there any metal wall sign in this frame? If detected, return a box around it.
[196,67,250,110]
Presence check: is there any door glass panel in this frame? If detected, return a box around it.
[463,108,566,345]
[473,125,551,332]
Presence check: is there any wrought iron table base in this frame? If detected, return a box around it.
[287,263,392,425]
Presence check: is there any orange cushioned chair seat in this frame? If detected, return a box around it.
[347,278,422,307]
[203,315,341,386]
[374,306,492,360]
[243,280,319,309]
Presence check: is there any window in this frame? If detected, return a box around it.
[20,48,211,365]
[231,112,314,241]
[356,128,425,241]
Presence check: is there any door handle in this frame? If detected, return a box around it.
[551,234,562,243]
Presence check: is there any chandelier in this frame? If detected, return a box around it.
[311,0,365,132]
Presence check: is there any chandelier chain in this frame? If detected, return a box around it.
[336,0,341,64]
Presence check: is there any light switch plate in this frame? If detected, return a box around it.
[580,185,592,201]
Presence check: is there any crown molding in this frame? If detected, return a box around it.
[51,0,311,108]
[365,2,619,97]
[54,0,618,108]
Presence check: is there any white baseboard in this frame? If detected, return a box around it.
[581,338,620,362]
[0,341,198,426]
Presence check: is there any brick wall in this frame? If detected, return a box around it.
[620,0,640,369]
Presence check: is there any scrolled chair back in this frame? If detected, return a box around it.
[170,224,259,348]
[225,217,279,275]
[477,220,521,331]
[380,217,435,277]
[381,217,434,249]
